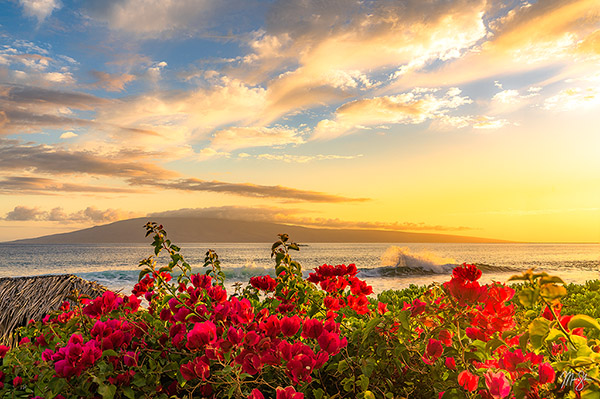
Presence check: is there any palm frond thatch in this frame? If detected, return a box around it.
[0,274,107,346]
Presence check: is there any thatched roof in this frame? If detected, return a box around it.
[0,274,107,346]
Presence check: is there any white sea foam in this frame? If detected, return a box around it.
[380,246,457,274]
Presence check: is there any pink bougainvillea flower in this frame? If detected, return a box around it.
[248,389,265,399]
[301,319,324,340]
[538,363,555,384]
[0,345,9,358]
[276,386,304,399]
[426,338,443,359]
[438,330,453,346]
[377,302,388,315]
[187,321,217,350]
[445,357,456,370]
[452,263,482,282]
[465,327,487,341]
[484,371,511,399]
[458,370,479,392]
[180,356,210,381]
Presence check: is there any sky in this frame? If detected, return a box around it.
[0,0,599,243]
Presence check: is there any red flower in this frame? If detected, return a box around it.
[317,331,344,355]
[187,321,217,350]
[248,389,265,399]
[0,345,8,358]
[280,315,302,337]
[13,376,23,386]
[250,275,277,291]
[423,338,444,364]
[377,302,388,315]
[538,363,555,384]
[180,356,210,381]
[453,263,482,282]
[302,319,324,340]
[276,386,304,399]
[260,315,281,338]
[438,330,453,346]
[445,357,456,370]
[458,370,479,392]
[484,371,511,399]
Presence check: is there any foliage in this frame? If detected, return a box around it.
[1,222,600,398]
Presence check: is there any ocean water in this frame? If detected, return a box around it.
[0,243,598,295]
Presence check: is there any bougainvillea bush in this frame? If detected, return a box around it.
[1,222,600,398]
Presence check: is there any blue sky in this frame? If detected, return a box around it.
[1,0,599,242]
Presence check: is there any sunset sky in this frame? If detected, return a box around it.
[1,0,599,243]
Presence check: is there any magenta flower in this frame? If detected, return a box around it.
[187,321,217,350]
[538,363,555,384]
[485,371,511,399]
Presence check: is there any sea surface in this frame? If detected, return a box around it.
[0,243,598,295]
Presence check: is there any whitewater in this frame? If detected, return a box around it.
[0,242,598,294]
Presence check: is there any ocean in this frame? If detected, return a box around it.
[0,243,598,295]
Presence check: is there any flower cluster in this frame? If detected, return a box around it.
[1,227,598,399]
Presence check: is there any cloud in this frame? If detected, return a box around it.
[0,84,108,135]
[434,115,510,130]
[133,178,369,203]
[210,126,304,151]
[229,0,487,121]
[4,206,43,221]
[392,0,600,89]
[93,76,268,149]
[149,206,472,232]
[245,153,363,163]
[90,71,136,92]
[19,0,61,22]
[543,87,600,111]
[81,0,257,38]
[313,88,472,140]
[0,140,177,179]
[59,131,78,139]
[3,205,138,223]
[0,176,142,195]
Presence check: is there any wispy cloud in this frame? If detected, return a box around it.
[239,153,363,163]
[313,88,472,140]
[3,205,139,223]
[0,139,177,179]
[90,71,136,92]
[210,126,304,151]
[149,206,472,232]
[133,178,369,203]
[0,176,141,195]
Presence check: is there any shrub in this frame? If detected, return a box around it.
[1,222,599,398]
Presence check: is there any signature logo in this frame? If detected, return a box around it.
[560,370,588,392]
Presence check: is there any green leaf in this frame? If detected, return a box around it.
[540,276,566,285]
[529,318,550,349]
[288,242,299,251]
[363,391,376,399]
[568,315,600,332]
[102,349,119,358]
[358,375,369,391]
[98,384,116,399]
[545,328,567,343]
[123,387,135,399]
[540,283,567,301]
[138,268,152,281]
[518,288,536,307]
[338,359,349,373]
[362,317,381,343]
